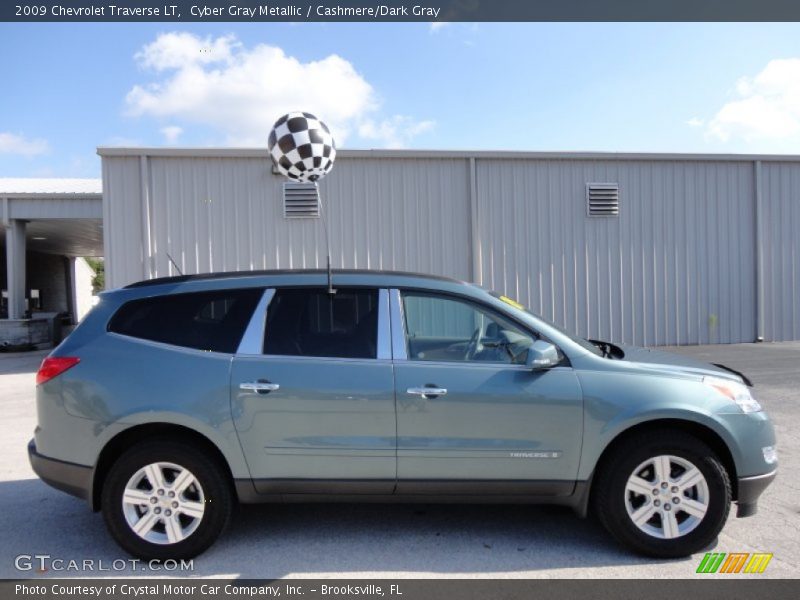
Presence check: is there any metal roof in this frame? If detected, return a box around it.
[0,178,102,196]
[96,147,800,163]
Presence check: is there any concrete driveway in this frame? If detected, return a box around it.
[1,343,797,579]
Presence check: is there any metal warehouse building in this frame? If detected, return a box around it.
[91,148,799,347]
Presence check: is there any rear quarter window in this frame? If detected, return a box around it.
[108,288,263,353]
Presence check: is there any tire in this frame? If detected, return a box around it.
[593,430,732,558]
[101,439,233,560]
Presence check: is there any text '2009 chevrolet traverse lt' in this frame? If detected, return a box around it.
[29,270,777,560]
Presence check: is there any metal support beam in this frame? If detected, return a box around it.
[6,219,27,319]
[468,157,482,284]
[754,160,765,342]
[139,154,154,280]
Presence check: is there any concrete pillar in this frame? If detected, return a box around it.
[65,256,77,324]
[6,219,26,319]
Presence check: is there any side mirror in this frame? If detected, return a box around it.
[526,340,560,370]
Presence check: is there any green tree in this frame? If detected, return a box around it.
[84,257,105,293]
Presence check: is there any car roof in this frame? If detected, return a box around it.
[124,268,466,289]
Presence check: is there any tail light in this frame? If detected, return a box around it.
[36,357,80,386]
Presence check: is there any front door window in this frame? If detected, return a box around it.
[401,292,535,365]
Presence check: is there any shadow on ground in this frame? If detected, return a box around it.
[0,478,691,578]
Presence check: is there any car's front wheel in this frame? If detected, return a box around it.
[101,440,233,560]
[593,430,732,558]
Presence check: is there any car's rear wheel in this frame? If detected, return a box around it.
[101,440,232,560]
[593,430,732,558]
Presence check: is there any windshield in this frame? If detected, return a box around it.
[487,291,603,356]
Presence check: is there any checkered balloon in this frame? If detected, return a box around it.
[268,112,336,182]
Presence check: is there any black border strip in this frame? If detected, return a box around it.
[4,1,800,23]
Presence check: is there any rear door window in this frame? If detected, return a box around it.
[109,288,263,353]
[263,288,378,359]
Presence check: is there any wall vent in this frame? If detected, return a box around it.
[586,183,620,217]
[283,182,320,218]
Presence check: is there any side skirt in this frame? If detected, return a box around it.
[235,478,593,517]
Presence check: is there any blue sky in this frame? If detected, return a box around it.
[2,22,800,178]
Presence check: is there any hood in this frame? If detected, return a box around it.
[617,344,747,384]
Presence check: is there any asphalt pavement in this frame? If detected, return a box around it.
[0,343,797,579]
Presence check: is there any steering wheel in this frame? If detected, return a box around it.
[465,327,483,360]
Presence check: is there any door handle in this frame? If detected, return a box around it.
[407,386,447,398]
[240,381,280,394]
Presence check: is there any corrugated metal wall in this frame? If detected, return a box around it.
[322,158,471,278]
[102,156,145,287]
[101,150,800,346]
[761,162,800,341]
[476,159,756,346]
[104,156,471,288]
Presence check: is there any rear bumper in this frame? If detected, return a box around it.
[737,469,776,517]
[28,439,93,503]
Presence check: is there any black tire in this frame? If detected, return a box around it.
[101,439,233,560]
[593,430,732,558]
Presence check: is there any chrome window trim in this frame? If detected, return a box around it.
[232,354,392,365]
[377,288,392,360]
[389,288,408,360]
[236,288,275,355]
[106,331,234,358]
[394,360,573,372]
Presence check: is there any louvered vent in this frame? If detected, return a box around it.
[283,182,320,218]
[586,183,620,217]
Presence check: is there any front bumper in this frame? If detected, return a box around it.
[737,469,777,517]
[28,439,93,503]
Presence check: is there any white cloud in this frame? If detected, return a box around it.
[160,125,183,143]
[358,116,435,149]
[126,32,433,148]
[135,32,239,71]
[707,58,800,142]
[0,132,49,156]
[429,22,449,33]
[686,117,704,128]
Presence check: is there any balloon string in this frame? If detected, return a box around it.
[318,185,336,295]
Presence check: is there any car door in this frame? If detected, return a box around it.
[230,287,396,494]
[392,289,584,495]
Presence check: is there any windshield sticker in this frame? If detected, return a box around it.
[499,295,525,310]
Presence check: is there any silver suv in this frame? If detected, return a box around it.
[29,270,777,560]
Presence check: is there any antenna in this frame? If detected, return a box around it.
[166,253,183,275]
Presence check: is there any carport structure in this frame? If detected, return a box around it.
[1,178,103,346]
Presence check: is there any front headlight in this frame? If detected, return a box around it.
[702,376,762,413]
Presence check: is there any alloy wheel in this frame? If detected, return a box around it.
[121,462,205,545]
[623,454,709,539]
